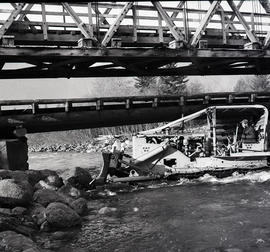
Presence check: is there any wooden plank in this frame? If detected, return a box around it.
[41,3,48,40]
[132,4,138,42]
[87,3,94,39]
[157,12,163,43]
[220,8,227,44]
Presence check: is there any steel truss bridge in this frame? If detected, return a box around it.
[1,92,270,139]
[1,1,270,78]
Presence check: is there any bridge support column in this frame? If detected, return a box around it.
[0,137,28,170]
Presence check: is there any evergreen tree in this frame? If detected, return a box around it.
[250,75,270,92]
[157,63,188,95]
[186,81,204,95]
[233,77,251,92]
[134,76,157,93]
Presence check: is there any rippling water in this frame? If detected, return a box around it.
[29,152,270,252]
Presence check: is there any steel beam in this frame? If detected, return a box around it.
[171,1,185,19]
[259,0,270,48]
[224,0,244,31]
[102,2,134,46]
[190,1,221,47]
[227,0,258,44]
[0,3,25,39]
[12,3,36,32]
[151,1,185,42]
[62,2,96,41]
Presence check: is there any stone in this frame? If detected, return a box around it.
[29,203,46,226]
[69,198,88,216]
[0,231,40,251]
[25,170,43,186]
[33,189,68,207]
[12,206,27,215]
[45,202,81,228]
[34,180,58,191]
[60,167,92,190]
[57,183,83,199]
[0,207,12,215]
[40,220,50,232]
[50,231,75,240]
[0,216,36,236]
[0,170,28,182]
[45,175,63,188]
[98,206,117,215]
[0,179,33,207]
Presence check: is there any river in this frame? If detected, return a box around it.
[29,152,270,252]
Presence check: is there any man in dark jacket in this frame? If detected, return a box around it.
[240,119,257,143]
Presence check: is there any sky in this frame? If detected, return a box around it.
[0,75,240,100]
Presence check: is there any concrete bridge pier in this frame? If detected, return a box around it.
[0,128,28,170]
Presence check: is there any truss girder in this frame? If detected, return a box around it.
[0,2,270,78]
[227,0,258,43]
[190,0,221,47]
[152,1,185,42]
[62,2,96,41]
[102,2,134,46]
[0,3,25,39]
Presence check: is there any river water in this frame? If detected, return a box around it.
[29,152,270,252]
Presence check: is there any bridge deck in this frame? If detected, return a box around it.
[0,92,270,139]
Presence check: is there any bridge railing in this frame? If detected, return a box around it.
[0,92,270,116]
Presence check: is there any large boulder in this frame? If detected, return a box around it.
[33,189,68,207]
[0,231,40,252]
[0,170,28,181]
[0,216,37,236]
[69,198,88,216]
[0,179,33,207]
[60,167,92,190]
[57,183,83,199]
[44,175,63,188]
[25,170,43,186]
[28,203,46,226]
[45,202,81,228]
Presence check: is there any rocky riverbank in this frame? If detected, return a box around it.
[28,135,131,153]
[0,167,115,252]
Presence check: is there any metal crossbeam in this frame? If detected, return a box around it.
[102,2,134,46]
[171,1,185,19]
[190,1,221,47]
[12,3,36,32]
[227,0,258,43]
[259,0,270,48]
[225,0,244,31]
[152,1,185,42]
[0,3,25,39]
[62,2,96,41]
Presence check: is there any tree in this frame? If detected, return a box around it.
[186,81,204,95]
[134,76,157,93]
[250,75,270,92]
[158,74,188,95]
[233,77,251,92]
[134,64,188,95]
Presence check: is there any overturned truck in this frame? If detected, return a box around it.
[93,105,270,185]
